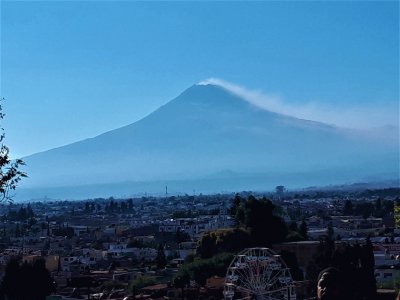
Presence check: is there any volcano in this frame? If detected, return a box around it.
[19,83,399,199]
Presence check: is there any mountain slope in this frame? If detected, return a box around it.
[20,84,399,195]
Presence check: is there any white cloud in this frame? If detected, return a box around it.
[198,78,399,130]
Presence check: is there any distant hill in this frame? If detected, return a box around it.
[18,83,399,200]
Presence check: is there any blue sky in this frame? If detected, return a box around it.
[1,1,399,158]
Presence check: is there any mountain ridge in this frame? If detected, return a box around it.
[19,83,399,199]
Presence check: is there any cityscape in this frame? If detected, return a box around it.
[0,187,398,299]
[1,1,399,300]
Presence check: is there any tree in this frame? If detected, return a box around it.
[280,250,304,281]
[374,198,383,217]
[128,276,156,297]
[174,252,234,286]
[360,237,377,300]
[306,237,335,283]
[14,223,21,238]
[326,222,334,240]
[0,259,19,300]
[354,202,374,219]
[127,198,134,211]
[26,203,34,218]
[299,219,308,240]
[307,238,377,299]
[383,200,394,216]
[197,228,252,259]
[18,206,27,221]
[0,98,26,202]
[173,273,190,300]
[235,196,287,247]
[343,200,354,215]
[229,193,243,227]
[155,243,167,269]
[175,228,190,244]
[289,221,298,232]
[1,258,55,300]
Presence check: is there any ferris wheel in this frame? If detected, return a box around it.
[223,248,296,300]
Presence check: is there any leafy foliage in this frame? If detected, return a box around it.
[198,195,289,258]
[0,98,26,202]
[197,228,252,259]
[6,204,35,221]
[234,195,288,247]
[173,252,234,286]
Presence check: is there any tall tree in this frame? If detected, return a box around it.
[84,202,90,212]
[326,222,334,240]
[127,198,134,211]
[360,237,377,300]
[229,193,243,227]
[0,98,26,202]
[374,198,383,217]
[343,200,354,215]
[155,243,167,269]
[299,219,308,240]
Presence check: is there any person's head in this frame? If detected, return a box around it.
[317,267,344,300]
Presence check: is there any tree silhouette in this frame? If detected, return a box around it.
[236,196,288,247]
[1,258,55,300]
[197,228,252,259]
[0,98,26,202]
[326,222,334,240]
[360,237,377,300]
[155,243,167,269]
[307,238,376,299]
[343,200,354,215]
[280,250,304,281]
[197,196,288,258]
[299,219,308,240]
[173,273,190,300]
[229,193,243,227]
